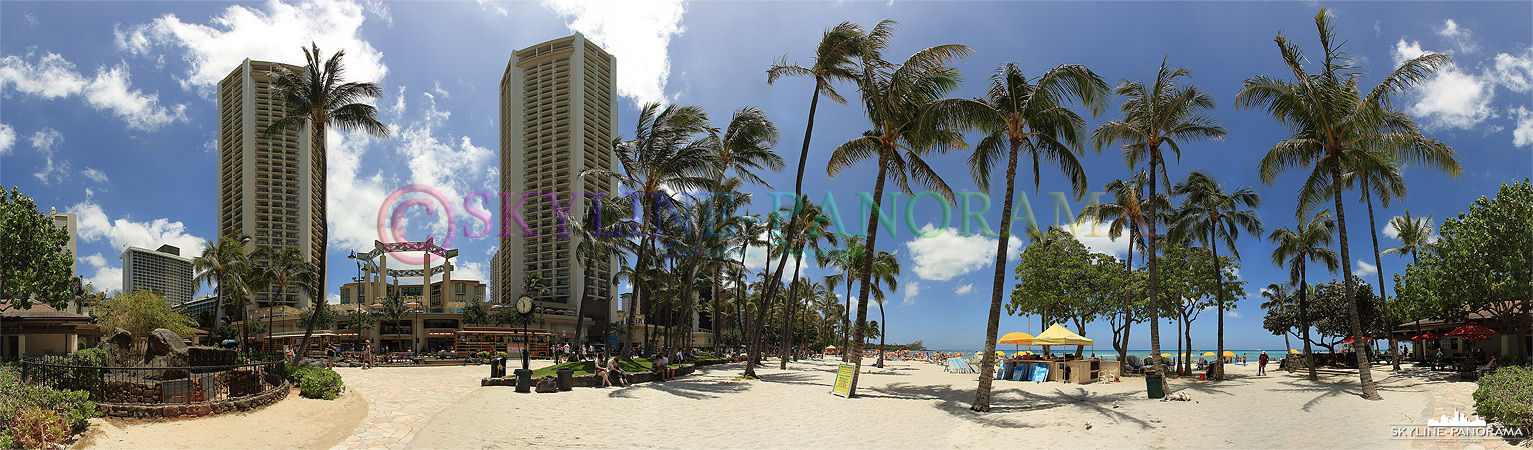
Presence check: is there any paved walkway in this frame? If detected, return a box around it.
[1392,368,1528,450]
[327,365,490,450]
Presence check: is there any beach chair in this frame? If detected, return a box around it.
[1124,355,1143,375]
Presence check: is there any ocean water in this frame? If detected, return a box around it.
[926,349,1293,361]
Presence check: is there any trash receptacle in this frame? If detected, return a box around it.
[514,368,533,393]
[1146,373,1165,399]
[490,357,507,378]
[556,367,574,391]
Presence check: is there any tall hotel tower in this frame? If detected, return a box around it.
[217,59,319,310]
[497,34,619,330]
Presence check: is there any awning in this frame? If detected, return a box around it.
[1032,324,1093,346]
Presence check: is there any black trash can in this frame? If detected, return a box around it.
[490,357,507,378]
[1146,373,1165,399]
[556,367,574,391]
[514,368,533,393]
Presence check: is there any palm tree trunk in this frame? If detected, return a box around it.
[1362,188,1401,371]
[1147,151,1166,384]
[302,120,328,364]
[1120,228,1135,363]
[780,253,805,369]
[1301,266,1317,381]
[1175,312,1183,375]
[876,299,886,367]
[1330,165,1379,399]
[843,268,853,362]
[971,138,1022,412]
[847,159,891,397]
[1211,232,1227,381]
[746,234,783,377]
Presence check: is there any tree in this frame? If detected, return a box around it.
[1260,282,1295,352]
[264,43,390,343]
[1337,162,1408,370]
[1236,8,1459,399]
[1008,227,1113,358]
[91,290,198,341]
[252,247,321,365]
[461,297,489,326]
[1157,244,1242,374]
[193,235,250,329]
[1169,170,1262,380]
[0,188,74,311]
[827,28,970,397]
[1080,172,1169,363]
[1268,210,1341,381]
[763,19,881,372]
[777,201,839,369]
[1092,57,1227,382]
[932,61,1108,412]
[1382,209,1436,265]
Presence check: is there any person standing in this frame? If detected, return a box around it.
[1258,351,1269,376]
[363,342,373,369]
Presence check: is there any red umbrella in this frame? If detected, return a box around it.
[1409,332,1443,341]
[1446,324,1498,337]
[1340,336,1371,344]
[1456,334,1492,341]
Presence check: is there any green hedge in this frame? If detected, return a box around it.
[1473,365,1532,432]
[526,359,656,378]
[288,365,345,400]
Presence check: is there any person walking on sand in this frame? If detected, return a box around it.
[1258,351,1269,376]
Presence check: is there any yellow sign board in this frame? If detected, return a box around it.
[831,363,856,397]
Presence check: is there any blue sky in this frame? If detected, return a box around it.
[2,0,1529,351]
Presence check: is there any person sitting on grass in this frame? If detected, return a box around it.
[654,354,669,381]
[594,356,611,388]
[609,356,630,387]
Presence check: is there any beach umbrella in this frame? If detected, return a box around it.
[1289,349,1301,354]
[1457,334,1492,341]
[1161,353,1172,357]
[1409,332,1443,341]
[1445,323,1497,337]
[998,332,1035,352]
[1032,324,1093,346]
[1202,351,1216,357]
[1339,336,1371,344]
[1222,351,1236,357]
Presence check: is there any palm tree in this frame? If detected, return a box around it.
[821,236,867,359]
[252,247,321,365]
[192,235,250,330]
[934,62,1108,412]
[1336,164,1408,370]
[264,43,390,337]
[1260,282,1295,352]
[1236,8,1459,399]
[1269,210,1341,381]
[863,250,899,367]
[1169,170,1262,381]
[760,20,886,375]
[778,201,839,369]
[583,102,715,358]
[827,36,971,396]
[1382,209,1435,265]
[1091,57,1227,382]
[1079,172,1168,362]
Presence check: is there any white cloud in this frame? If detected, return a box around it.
[118,0,387,93]
[1513,107,1533,148]
[901,281,920,307]
[1436,19,1477,54]
[1492,49,1533,93]
[1069,219,1133,259]
[1226,310,1242,319]
[955,283,973,295]
[1353,259,1378,278]
[327,292,342,305]
[1391,39,1492,130]
[539,0,687,106]
[431,80,450,99]
[905,224,1021,281]
[68,200,207,258]
[0,53,186,130]
[0,123,13,155]
[80,253,123,292]
[81,168,109,183]
[476,0,509,16]
[29,128,68,185]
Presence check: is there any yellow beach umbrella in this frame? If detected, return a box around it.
[998,332,1035,345]
[1289,349,1301,354]
[1032,324,1093,346]
[1161,353,1172,357]
[1222,351,1237,358]
[995,351,1007,358]
[1202,351,1216,357]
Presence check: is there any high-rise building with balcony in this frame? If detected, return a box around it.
[217,58,319,310]
[121,244,196,305]
[497,34,618,340]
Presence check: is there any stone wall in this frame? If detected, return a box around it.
[102,381,288,419]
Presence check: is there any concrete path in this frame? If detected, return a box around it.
[327,365,489,450]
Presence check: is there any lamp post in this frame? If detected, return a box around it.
[406,301,422,354]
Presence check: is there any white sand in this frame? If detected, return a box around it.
[412,358,1442,450]
[79,388,366,450]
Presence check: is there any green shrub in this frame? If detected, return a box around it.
[1473,365,1533,432]
[296,367,344,400]
[8,407,69,449]
[286,364,317,384]
[0,367,96,433]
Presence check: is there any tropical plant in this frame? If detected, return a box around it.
[1338,162,1409,370]
[1382,209,1436,265]
[1092,56,1227,382]
[0,188,75,310]
[1236,8,1459,398]
[1260,282,1295,352]
[192,235,250,328]
[1169,170,1262,380]
[89,290,198,339]
[1268,210,1341,381]
[929,61,1108,412]
[264,42,390,339]
[1078,171,1168,362]
[826,28,970,397]
[252,247,322,364]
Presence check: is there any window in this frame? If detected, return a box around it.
[475,286,486,295]
[456,284,466,293]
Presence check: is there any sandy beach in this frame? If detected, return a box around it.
[79,358,1523,450]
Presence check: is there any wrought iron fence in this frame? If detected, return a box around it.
[20,359,287,406]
